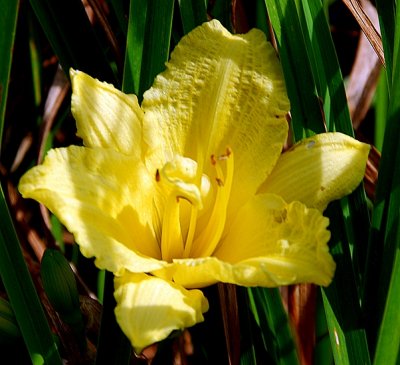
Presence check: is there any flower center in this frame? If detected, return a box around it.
[156,148,234,261]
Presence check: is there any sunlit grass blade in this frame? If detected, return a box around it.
[299,0,352,135]
[248,287,299,365]
[264,0,325,139]
[123,0,174,98]
[374,70,388,151]
[29,0,116,83]
[373,252,400,364]
[364,2,400,359]
[177,0,207,34]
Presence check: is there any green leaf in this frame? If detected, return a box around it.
[264,0,325,139]
[373,252,400,364]
[0,1,62,363]
[0,297,21,345]
[374,70,388,151]
[248,287,299,365]
[322,204,371,365]
[364,1,400,359]
[41,249,86,352]
[265,2,371,363]
[177,0,207,34]
[29,0,117,83]
[0,187,62,364]
[95,272,132,365]
[375,0,396,85]
[123,0,174,99]
[298,0,352,135]
[0,0,19,142]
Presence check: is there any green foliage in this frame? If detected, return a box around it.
[1,0,399,363]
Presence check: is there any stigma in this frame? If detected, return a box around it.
[156,149,234,261]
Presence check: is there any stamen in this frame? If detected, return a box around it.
[189,148,234,257]
[183,175,211,257]
[182,207,199,257]
[161,193,184,261]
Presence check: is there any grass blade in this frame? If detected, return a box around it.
[375,0,396,84]
[374,70,388,151]
[0,188,62,364]
[95,272,132,365]
[0,0,19,139]
[177,0,207,34]
[123,0,174,98]
[0,2,61,362]
[29,0,117,83]
[373,252,400,364]
[265,1,371,363]
[264,0,325,139]
[299,0,352,135]
[364,1,400,358]
[322,204,371,365]
[248,287,299,365]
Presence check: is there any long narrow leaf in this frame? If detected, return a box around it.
[29,0,116,83]
[264,0,325,139]
[375,0,396,84]
[123,0,174,98]
[0,0,19,138]
[364,0,400,357]
[0,2,61,362]
[373,252,400,364]
[322,204,371,365]
[95,272,132,365]
[298,0,370,279]
[177,0,207,34]
[0,188,62,364]
[265,1,371,363]
[248,288,299,365]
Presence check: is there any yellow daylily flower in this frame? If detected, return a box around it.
[19,20,370,353]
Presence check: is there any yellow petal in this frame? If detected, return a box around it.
[259,133,370,211]
[114,272,208,354]
[70,69,144,157]
[142,20,289,212]
[172,194,335,288]
[19,146,165,274]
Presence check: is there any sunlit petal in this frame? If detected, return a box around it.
[142,20,289,211]
[19,146,165,274]
[172,194,334,288]
[259,132,370,211]
[70,69,144,157]
[114,272,208,354]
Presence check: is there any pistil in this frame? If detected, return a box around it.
[190,148,234,257]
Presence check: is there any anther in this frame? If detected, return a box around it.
[216,177,224,187]
[155,169,160,182]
